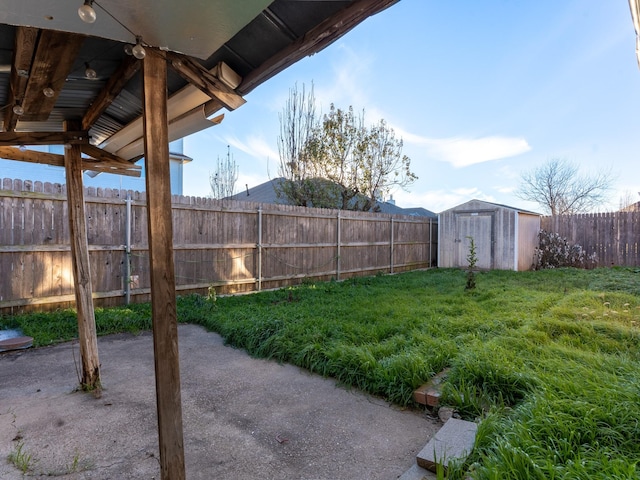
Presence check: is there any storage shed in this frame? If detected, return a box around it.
[438,199,541,271]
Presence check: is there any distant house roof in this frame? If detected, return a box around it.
[229,178,286,204]
[226,178,437,218]
[376,202,437,218]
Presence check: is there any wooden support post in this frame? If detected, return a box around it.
[63,120,100,389]
[141,49,186,480]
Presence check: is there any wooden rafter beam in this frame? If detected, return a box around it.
[78,161,141,177]
[3,27,39,132]
[203,98,225,117]
[82,56,141,130]
[238,0,399,95]
[166,51,246,111]
[21,30,86,122]
[81,144,142,175]
[0,146,141,177]
[0,146,63,167]
[81,144,133,166]
[0,131,89,146]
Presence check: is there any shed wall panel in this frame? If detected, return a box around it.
[455,213,493,269]
[437,211,456,268]
[494,207,516,270]
[517,213,541,271]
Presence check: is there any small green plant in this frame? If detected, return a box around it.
[66,449,93,474]
[465,236,477,291]
[69,451,80,473]
[207,284,217,303]
[7,441,34,474]
[435,454,447,480]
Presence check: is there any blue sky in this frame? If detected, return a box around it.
[184,0,640,213]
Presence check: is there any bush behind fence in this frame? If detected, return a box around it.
[541,212,640,267]
[0,178,438,314]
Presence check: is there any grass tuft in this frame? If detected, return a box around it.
[7,441,35,474]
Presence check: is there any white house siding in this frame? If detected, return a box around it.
[169,159,183,195]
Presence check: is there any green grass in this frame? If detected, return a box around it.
[2,267,640,479]
[7,441,35,474]
[0,303,152,346]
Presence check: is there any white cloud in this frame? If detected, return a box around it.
[291,44,531,172]
[314,44,373,111]
[430,136,531,168]
[394,187,497,213]
[306,46,531,170]
[494,185,516,194]
[395,127,531,168]
[223,134,279,164]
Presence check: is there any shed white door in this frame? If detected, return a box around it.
[455,213,493,269]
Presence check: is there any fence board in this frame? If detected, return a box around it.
[541,212,640,267]
[0,177,438,313]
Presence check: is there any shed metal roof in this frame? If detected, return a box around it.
[440,199,541,216]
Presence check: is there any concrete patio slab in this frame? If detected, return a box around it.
[0,324,439,479]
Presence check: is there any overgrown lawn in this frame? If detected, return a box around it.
[2,267,640,479]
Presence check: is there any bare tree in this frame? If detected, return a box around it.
[275,83,322,207]
[209,145,238,199]
[619,190,640,212]
[516,158,614,215]
[276,84,417,211]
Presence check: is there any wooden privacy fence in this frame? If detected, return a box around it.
[0,178,438,314]
[541,212,640,267]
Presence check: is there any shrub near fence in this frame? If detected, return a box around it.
[0,178,438,314]
[541,212,640,267]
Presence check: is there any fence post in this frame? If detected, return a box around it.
[336,211,341,281]
[390,217,394,274]
[429,218,433,268]
[124,193,132,304]
[257,206,263,291]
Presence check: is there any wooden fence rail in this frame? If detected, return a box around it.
[0,178,438,314]
[541,212,640,267]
